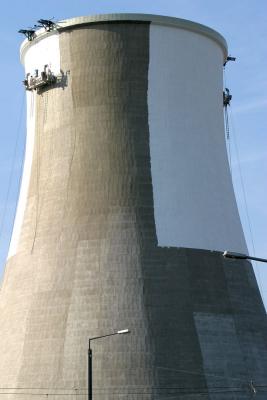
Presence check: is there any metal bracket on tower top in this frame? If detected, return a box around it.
[223,55,236,67]
[36,19,56,32]
[18,29,36,41]
[223,88,232,107]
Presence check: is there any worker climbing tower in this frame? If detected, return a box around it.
[0,14,267,399]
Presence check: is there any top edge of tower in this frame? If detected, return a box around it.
[20,13,228,63]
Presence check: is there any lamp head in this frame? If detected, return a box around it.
[223,251,248,259]
[117,329,130,334]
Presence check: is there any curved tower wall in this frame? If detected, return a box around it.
[11,18,247,255]
[0,14,267,400]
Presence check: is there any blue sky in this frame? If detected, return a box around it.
[0,0,266,308]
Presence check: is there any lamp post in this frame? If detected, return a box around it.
[88,329,130,400]
[223,251,267,264]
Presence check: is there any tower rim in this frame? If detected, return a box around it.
[20,13,228,63]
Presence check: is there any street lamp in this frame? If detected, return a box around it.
[88,329,130,400]
[223,251,267,264]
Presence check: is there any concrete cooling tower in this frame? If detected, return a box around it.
[0,13,267,399]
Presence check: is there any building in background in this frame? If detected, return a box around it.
[0,14,266,399]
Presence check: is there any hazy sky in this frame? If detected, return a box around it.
[0,0,266,308]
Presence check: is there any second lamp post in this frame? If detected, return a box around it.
[88,329,130,400]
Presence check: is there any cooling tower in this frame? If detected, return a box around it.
[0,14,267,399]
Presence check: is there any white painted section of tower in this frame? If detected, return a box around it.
[23,33,61,77]
[148,24,248,253]
[8,34,61,258]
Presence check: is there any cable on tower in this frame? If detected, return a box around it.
[228,106,265,303]
[224,105,232,173]
[0,92,25,242]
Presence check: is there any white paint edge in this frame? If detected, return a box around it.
[8,91,36,258]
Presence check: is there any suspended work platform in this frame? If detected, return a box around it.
[23,65,57,91]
